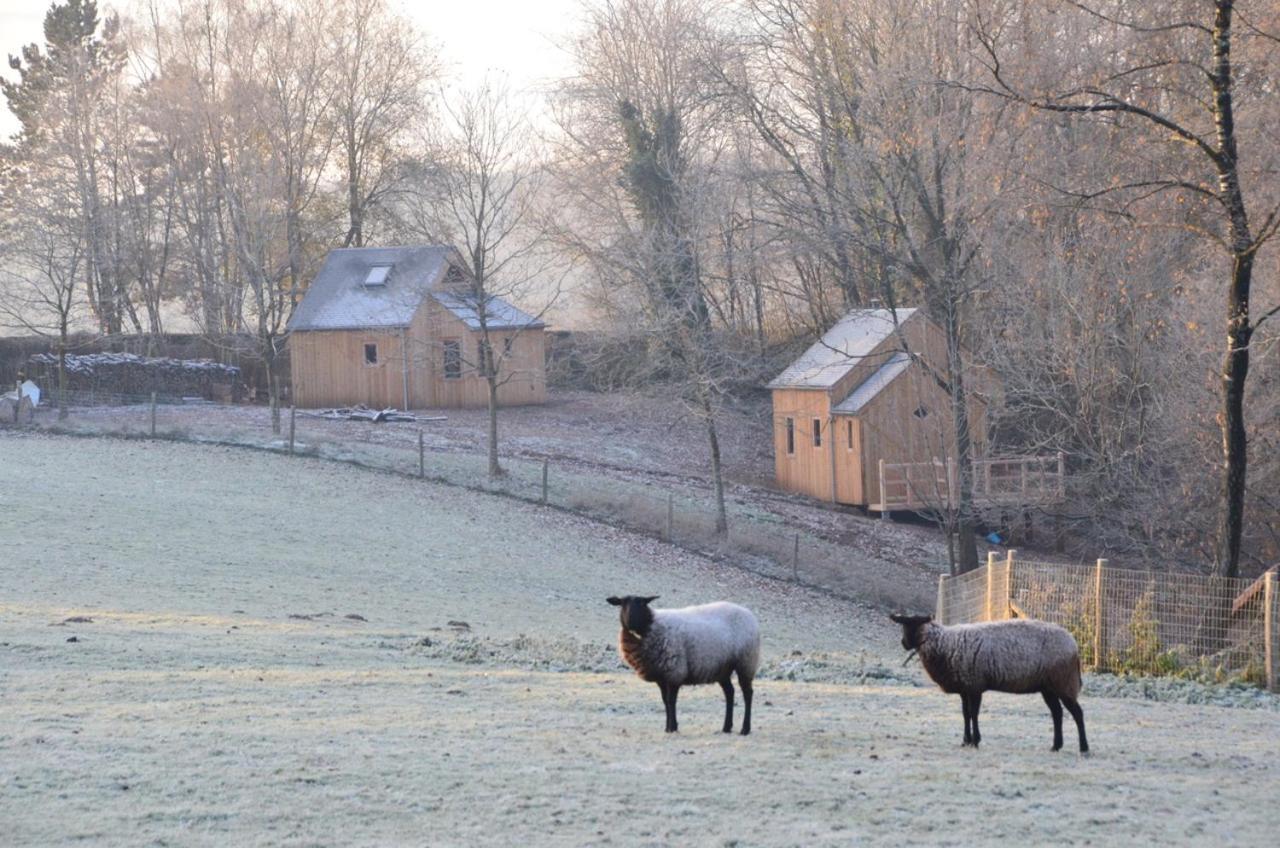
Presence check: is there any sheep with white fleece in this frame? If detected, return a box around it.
[607,596,761,735]
[891,613,1089,753]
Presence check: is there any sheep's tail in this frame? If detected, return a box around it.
[1065,650,1084,699]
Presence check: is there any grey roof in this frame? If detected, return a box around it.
[288,246,454,331]
[431,290,546,331]
[767,308,917,389]
[831,351,911,414]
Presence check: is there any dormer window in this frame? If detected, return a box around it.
[364,265,392,286]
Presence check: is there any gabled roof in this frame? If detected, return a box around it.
[767,308,916,390]
[432,291,546,331]
[831,351,911,414]
[288,246,545,333]
[289,246,454,332]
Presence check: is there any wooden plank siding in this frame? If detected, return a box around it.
[290,329,416,409]
[771,388,837,502]
[290,296,546,410]
[769,310,989,509]
[854,366,988,509]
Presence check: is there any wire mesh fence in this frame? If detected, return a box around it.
[3,394,940,612]
[10,393,1278,691]
[936,552,1280,690]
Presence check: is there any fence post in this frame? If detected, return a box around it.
[150,391,157,437]
[541,459,549,505]
[1094,558,1108,670]
[878,459,888,520]
[1265,570,1277,694]
[792,533,800,582]
[1057,451,1066,500]
[13,380,20,424]
[936,574,949,625]
[666,492,674,542]
[1004,549,1016,619]
[288,406,296,455]
[418,431,425,479]
[985,551,997,621]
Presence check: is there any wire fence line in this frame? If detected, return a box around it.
[8,394,1278,691]
[936,551,1280,691]
[6,394,942,612]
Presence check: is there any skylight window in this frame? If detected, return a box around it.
[364,265,392,286]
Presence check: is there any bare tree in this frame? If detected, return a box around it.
[0,165,90,419]
[328,0,436,248]
[969,0,1280,577]
[409,78,559,477]
[554,0,738,532]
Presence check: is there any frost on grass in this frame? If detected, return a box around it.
[402,632,920,686]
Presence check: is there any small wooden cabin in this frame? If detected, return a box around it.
[288,246,547,409]
[767,308,990,510]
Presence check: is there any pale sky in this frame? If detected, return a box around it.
[0,0,582,138]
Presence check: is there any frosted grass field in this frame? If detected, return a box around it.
[1,434,1276,846]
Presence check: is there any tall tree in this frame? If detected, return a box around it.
[412,78,558,478]
[970,0,1280,577]
[328,0,436,248]
[3,0,129,338]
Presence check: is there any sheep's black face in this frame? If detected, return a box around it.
[890,613,933,650]
[607,595,659,637]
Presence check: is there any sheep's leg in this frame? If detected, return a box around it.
[659,682,675,733]
[970,692,983,748]
[960,694,973,746]
[719,677,735,733]
[739,675,753,736]
[667,684,680,733]
[1042,690,1064,751]
[1061,695,1088,754]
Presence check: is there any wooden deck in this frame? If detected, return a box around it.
[871,453,1065,512]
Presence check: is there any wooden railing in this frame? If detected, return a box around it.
[875,452,1065,512]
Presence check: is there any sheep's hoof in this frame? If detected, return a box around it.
[722,727,733,734]
[1080,749,1091,758]
[740,728,750,736]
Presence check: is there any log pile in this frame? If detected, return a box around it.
[301,405,441,423]
[27,353,242,401]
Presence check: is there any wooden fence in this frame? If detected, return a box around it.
[877,453,1065,512]
[935,552,1279,692]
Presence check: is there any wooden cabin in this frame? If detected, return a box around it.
[767,308,993,511]
[288,246,547,409]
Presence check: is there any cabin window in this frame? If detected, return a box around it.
[443,339,462,379]
[847,420,854,450]
[812,418,822,448]
[785,418,795,455]
[364,265,392,286]
[503,337,514,356]
[913,405,930,419]
[363,342,378,365]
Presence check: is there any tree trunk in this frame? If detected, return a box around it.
[939,297,980,573]
[57,327,69,421]
[1211,1,1251,579]
[486,372,503,479]
[265,342,281,435]
[1218,250,1252,577]
[701,390,728,536]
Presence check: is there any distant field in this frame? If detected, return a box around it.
[1,434,1277,846]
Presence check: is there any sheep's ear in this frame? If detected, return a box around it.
[642,595,659,604]
[889,613,907,624]
[606,596,623,606]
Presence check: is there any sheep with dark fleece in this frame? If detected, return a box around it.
[607,596,761,735]
[891,613,1089,753]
